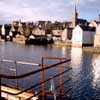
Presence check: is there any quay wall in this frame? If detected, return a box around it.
[83,47,100,53]
[54,42,100,53]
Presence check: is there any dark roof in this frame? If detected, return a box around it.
[80,25,95,31]
[33,26,45,30]
[77,18,87,23]
[67,27,73,30]
[5,25,11,30]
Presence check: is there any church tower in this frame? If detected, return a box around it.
[72,5,78,27]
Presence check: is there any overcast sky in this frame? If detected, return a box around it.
[0,0,100,24]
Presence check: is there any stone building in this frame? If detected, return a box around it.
[89,20,100,28]
[61,28,73,42]
[52,29,63,42]
[32,27,45,36]
[35,21,52,30]
[94,24,100,47]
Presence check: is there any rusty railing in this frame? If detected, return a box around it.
[0,57,72,100]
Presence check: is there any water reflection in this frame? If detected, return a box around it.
[70,47,83,99]
[70,47,82,69]
[61,46,66,57]
[92,55,100,88]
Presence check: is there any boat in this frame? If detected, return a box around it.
[25,35,54,45]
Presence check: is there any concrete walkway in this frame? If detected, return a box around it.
[1,86,38,100]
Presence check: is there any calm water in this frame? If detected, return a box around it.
[0,42,100,100]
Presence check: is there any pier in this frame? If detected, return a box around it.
[0,57,72,100]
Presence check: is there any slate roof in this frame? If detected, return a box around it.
[77,18,87,23]
[80,25,95,31]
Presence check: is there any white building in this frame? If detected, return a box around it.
[1,25,5,36]
[72,25,95,47]
[94,24,100,47]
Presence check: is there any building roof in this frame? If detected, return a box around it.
[77,18,87,23]
[80,25,95,31]
[4,25,11,30]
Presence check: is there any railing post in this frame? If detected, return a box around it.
[59,59,63,100]
[15,61,18,88]
[41,57,45,100]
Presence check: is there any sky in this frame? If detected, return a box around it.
[0,0,100,24]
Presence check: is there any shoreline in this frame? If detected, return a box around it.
[0,39,100,53]
[54,42,100,53]
[82,47,100,53]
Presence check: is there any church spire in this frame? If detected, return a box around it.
[75,4,77,13]
[72,4,78,27]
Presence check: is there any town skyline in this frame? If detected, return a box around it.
[0,0,100,24]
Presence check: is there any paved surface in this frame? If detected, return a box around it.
[1,85,38,100]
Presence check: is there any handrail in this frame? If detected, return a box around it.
[1,59,40,66]
[0,57,71,100]
[0,58,71,79]
[2,67,72,96]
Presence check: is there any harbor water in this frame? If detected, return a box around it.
[0,42,100,100]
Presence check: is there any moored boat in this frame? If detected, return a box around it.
[25,35,54,45]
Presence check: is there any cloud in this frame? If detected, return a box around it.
[0,0,100,24]
[0,0,72,23]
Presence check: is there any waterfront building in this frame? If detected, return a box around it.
[11,21,24,37]
[52,21,64,30]
[32,27,45,36]
[89,20,98,27]
[94,24,100,47]
[13,34,26,44]
[23,23,31,37]
[10,24,15,32]
[1,25,5,36]
[35,21,52,30]
[61,28,73,42]
[10,24,17,37]
[3,24,11,36]
[18,21,24,35]
[72,25,95,47]
[52,29,63,42]
[89,15,100,27]
[62,22,72,28]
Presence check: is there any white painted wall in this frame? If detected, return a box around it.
[72,25,95,46]
[1,25,5,35]
[72,25,83,46]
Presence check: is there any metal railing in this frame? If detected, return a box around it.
[0,57,71,100]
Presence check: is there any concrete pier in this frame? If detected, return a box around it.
[1,86,38,100]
